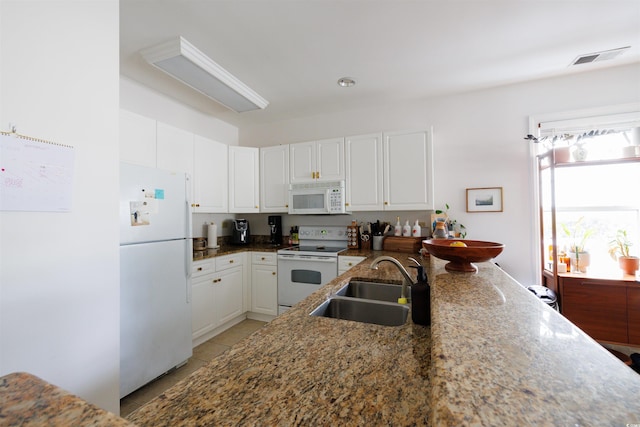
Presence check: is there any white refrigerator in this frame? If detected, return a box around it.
[119,162,192,398]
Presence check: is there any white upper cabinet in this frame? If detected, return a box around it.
[290,137,344,183]
[345,133,384,211]
[383,129,434,211]
[156,121,195,176]
[260,145,289,213]
[119,109,156,168]
[193,135,228,213]
[229,146,259,213]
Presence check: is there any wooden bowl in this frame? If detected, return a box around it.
[422,239,504,272]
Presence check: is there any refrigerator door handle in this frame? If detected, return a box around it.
[185,173,193,303]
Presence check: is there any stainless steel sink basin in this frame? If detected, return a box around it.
[310,296,409,327]
[336,280,403,303]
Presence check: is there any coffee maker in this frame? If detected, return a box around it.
[231,219,250,245]
[268,215,283,246]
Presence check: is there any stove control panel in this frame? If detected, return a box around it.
[298,226,347,241]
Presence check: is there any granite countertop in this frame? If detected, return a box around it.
[128,250,432,426]
[6,248,639,425]
[127,251,640,426]
[0,372,134,426]
[429,258,640,426]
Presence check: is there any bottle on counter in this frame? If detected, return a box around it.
[394,216,402,236]
[408,257,430,326]
[412,220,421,237]
[292,226,299,245]
[402,220,412,237]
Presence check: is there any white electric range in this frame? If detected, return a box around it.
[277,226,348,314]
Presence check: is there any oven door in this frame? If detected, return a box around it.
[277,254,338,308]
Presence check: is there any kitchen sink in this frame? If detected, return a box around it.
[336,280,403,303]
[310,296,409,327]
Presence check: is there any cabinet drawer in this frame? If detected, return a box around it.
[192,260,215,278]
[628,287,640,345]
[561,278,627,343]
[252,252,277,265]
[216,253,244,271]
[339,256,366,271]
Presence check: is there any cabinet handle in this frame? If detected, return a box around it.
[229,259,234,263]
[197,267,203,271]
[384,201,388,205]
[316,171,320,179]
[255,205,259,209]
[348,262,353,266]
[285,204,289,208]
[272,272,276,276]
[345,203,350,207]
[261,257,266,260]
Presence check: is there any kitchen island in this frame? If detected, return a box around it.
[127,251,640,426]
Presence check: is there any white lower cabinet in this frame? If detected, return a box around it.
[192,253,245,344]
[338,255,367,275]
[249,252,278,317]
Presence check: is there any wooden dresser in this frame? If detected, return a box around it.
[555,273,640,345]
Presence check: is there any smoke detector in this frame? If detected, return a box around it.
[570,46,630,66]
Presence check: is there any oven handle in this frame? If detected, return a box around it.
[277,255,338,263]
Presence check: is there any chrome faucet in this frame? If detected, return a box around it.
[369,256,416,301]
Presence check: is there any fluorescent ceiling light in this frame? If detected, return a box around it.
[140,37,268,113]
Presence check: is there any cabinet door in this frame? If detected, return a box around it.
[191,273,216,339]
[316,137,345,181]
[251,264,278,316]
[628,287,640,345]
[228,146,259,213]
[156,122,195,175]
[119,109,157,168]
[338,256,366,275]
[216,267,244,325]
[260,145,289,212]
[561,277,628,343]
[194,135,228,213]
[383,129,434,210]
[289,141,316,183]
[345,134,383,211]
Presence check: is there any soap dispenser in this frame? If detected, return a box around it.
[408,257,430,326]
[412,220,421,237]
[394,217,402,236]
[402,220,412,237]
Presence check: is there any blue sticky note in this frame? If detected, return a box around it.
[155,189,165,200]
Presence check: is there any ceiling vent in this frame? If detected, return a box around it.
[140,37,268,113]
[570,46,630,66]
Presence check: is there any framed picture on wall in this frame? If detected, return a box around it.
[466,187,503,212]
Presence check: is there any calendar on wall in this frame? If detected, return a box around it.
[0,131,75,212]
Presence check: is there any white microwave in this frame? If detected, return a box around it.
[288,181,349,215]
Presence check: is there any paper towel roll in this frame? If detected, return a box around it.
[207,222,219,248]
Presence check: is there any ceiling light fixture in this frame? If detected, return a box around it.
[140,36,268,113]
[337,77,356,87]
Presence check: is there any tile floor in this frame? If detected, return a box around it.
[120,319,267,418]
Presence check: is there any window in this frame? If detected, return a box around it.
[533,104,640,278]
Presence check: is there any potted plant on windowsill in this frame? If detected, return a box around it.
[608,229,639,276]
[561,217,594,273]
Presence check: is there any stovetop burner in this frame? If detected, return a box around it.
[277,225,348,256]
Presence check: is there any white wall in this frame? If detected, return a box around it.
[120,77,239,146]
[0,0,120,413]
[240,63,640,285]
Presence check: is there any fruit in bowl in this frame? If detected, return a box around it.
[422,239,504,272]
